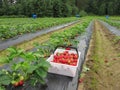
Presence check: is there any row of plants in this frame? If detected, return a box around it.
[100,17,120,29]
[34,19,90,58]
[110,16,120,21]
[0,18,92,90]
[0,17,79,40]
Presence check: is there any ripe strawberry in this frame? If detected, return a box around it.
[67,60,71,64]
[66,48,71,50]
[54,55,57,59]
[64,51,69,54]
[71,62,77,66]
[73,59,77,62]
[73,54,78,59]
[19,80,24,86]
[64,55,68,59]
[79,78,84,83]
[62,59,66,64]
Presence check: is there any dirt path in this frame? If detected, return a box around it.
[78,20,120,90]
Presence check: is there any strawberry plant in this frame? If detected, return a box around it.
[0,47,50,89]
[34,43,53,58]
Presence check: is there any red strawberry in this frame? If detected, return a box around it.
[73,59,77,62]
[73,54,78,59]
[19,80,24,86]
[64,51,69,54]
[66,48,71,50]
[71,62,77,66]
[79,78,84,83]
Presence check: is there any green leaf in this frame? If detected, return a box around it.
[40,67,49,72]
[21,62,30,70]
[27,66,37,74]
[38,77,46,85]
[17,49,24,54]
[7,47,16,53]
[83,66,90,72]
[33,42,39,47]
[0,71,4,75]
[35,69,47,79]
[14,63,21,71]
[0,86,5,90]
[34,74,46,85]
[0,57,9,63]
[34,53,41,57]
[0,75,11,85]
[23,52,35,60]
[39,60,51,68]
[29,78,37,86]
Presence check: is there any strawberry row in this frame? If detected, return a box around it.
[0,17,78,39]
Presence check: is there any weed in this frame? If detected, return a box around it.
[113,36,120,43]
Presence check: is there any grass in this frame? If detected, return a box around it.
[90,77,98,90]
[113,36,120,57]
[113,36,120,43]
[91,28,104,72]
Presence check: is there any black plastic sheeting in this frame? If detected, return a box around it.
[0,20,80,51]
[99,20,120,36]
[2,21,94,90]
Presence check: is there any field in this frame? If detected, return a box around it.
[0,16,120,90]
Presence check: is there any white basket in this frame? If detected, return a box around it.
[47,48,81,77]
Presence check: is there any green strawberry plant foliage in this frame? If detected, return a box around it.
[6,47,24,62]
[0,47,50,89]
[99,17,120,29]
[33,18,92,61]
[34,43,53,58]
[0,17,78,40]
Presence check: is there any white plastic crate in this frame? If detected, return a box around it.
[47,48,81,77]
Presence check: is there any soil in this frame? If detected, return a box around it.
[78,20,120,90]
